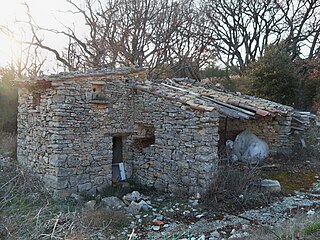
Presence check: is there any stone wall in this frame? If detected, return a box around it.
[17,75,293,197]
[218,114,293,154]
[17,87,55,177]
[132,89,220,195]
[17,77,136,197]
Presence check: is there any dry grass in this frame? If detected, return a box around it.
[247,212,320,240]
[0,132,16,154]
[83,208,129,229]
[202,165,276,212]
[0,160,130,240]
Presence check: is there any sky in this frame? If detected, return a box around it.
[0,0,84,73]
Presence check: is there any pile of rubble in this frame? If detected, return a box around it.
[102,191,151,215]
[70,177,320,239]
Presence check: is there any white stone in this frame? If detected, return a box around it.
[70,193,83,202]
[123,191,142,202]
[307,210,315,215]
[198,235,206,240]
[210,231,220,238]
[183,210,191,215]
[154,214,164,221]
[241,224,249,230]
[152,226,160,231]
[230,229,237,235]
[101,196,125,210]
[196,213,205,219]
[137,200,150,211]
[260,179,281,192]
[84,200,96,210]
[228,232,249,239]
[189,199,199,206]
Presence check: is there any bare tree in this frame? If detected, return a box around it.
[202,0,285,73]
[202,0,320,73]
[163,0,213,79]
[275,0,320,59]
[5,0,320,78]
[0,25,46,77]
[20,0,211,78]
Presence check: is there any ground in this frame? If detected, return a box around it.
[1,126,320,240]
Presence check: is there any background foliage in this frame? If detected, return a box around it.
[0,67,17,133]
[243,44,297,105]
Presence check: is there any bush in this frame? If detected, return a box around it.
[245,44,297,105]
[202,165,267,211]
[248,213,320,240]
[294,59,320,111]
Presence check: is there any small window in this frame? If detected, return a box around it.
[32,92,41,109]
[133,124,155,150]
[92,84,105,101]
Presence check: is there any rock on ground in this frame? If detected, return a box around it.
[101,196,125,210]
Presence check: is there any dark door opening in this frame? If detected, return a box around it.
[113,136,123,164]
[218,118,242,159]
[112,136,126,183]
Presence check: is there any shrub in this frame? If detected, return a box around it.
[202,165,280,212]
[248,213,320,240]
[245,44,296,105]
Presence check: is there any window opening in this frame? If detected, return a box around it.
[91,84,105,100]
[133,124,155,150]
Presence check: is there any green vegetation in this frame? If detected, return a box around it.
[304,219,320,235]
[202,65,230,79]
[267,170,317,194]
[244,44,297,105]
[0,136,129,239]
[294,59,320,111]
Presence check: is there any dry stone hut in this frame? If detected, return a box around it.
[16,68,293,197]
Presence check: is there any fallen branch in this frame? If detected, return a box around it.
[128,228,135,240]
[51,213,62,239]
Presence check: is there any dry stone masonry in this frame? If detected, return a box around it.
[16,68,294,197]
[133,89,219,194]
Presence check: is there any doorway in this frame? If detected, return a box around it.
[112,136,126,183]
